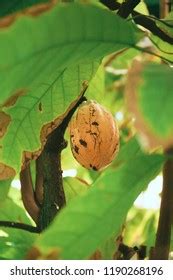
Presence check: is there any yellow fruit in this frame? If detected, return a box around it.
[69,100,119,171]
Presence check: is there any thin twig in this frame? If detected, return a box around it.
[0,221,39,233]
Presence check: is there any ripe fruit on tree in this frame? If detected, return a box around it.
[69,100,119,171]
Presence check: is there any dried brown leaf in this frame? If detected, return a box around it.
[0,112,15,179]
[0,111,11,138]
[0,162,15,180]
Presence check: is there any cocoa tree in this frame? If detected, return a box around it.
[0,0,173,260]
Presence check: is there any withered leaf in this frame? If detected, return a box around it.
[0,111,11,138]
[0,162,15,180]
[1,89,27,108]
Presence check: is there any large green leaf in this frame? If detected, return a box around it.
[36,153,164,259]
[113,136,142,167]
[0,62,99,172]
[0,3,142,172]
[64,176,89,202]
[138,63,173,137]
[0,179,11,202]
[0,3,142,105]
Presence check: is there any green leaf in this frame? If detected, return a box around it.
[0,197,31,224]
[138,63,173,137]
[36,153,164,259]
[0,179,11,202]
[64,177,89,202]
[0,229,36,260]
[112,136,142,167]
[111,48,140,69]
[0,197,36,259]
[0,4,142,105]
[0,62,99,172]
[87,64,105,103]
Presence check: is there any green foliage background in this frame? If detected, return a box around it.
[0,0,173,259]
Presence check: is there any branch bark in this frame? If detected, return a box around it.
[117,0,141,18]
[150,148,173,260]
[38,83,88,231]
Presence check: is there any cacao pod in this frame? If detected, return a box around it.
[69,100,119,171]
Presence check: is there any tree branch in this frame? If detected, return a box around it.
[131,11,173,44]
[20,164,40,224]
[38,82,88,231]
[99,0,173,44]
[117,0,141,18]
[118,243,146,260]
[0,221,39,233]
[150,147,173,260]
[99,0,120,10]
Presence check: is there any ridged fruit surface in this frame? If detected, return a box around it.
[69,100,119,171]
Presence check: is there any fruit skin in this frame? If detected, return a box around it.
[69,100,119,171]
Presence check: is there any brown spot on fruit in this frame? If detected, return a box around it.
[92,121,99,126]
[74,145,79,154]
[79,139,87,147]
[92,166,97,171]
